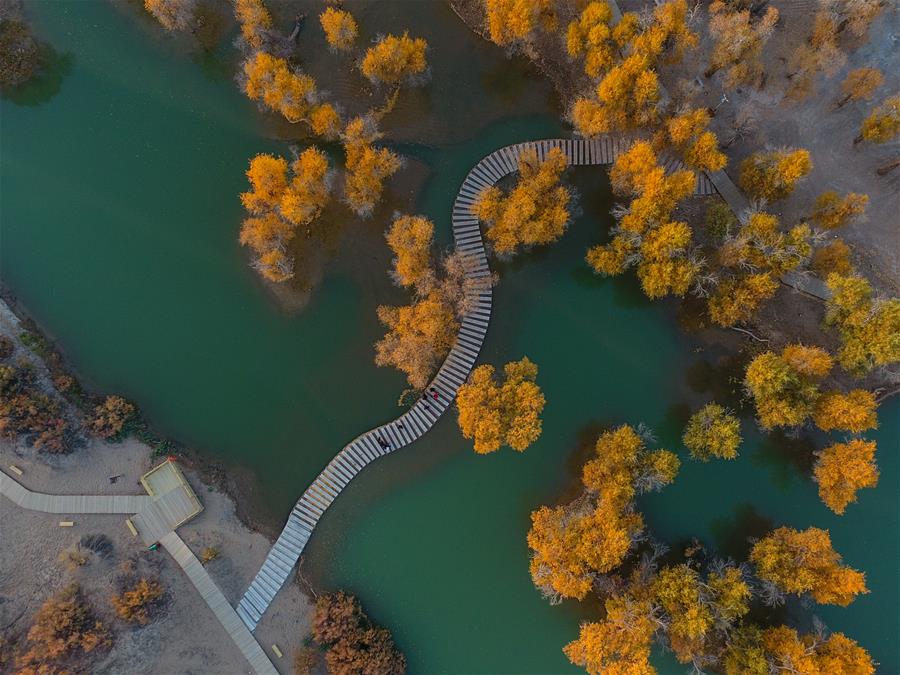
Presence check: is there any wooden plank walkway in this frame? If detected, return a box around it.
[160,532,278,675]
[0,470,152,513]
[236,136,717,631]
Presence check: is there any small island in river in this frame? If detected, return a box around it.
[1,1,898,674]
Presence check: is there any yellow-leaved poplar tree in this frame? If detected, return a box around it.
[825,273,900,374]
[456,357,545,454]
[563,595,655,673]
[682,403,741,460]
[234,0,272,50]
[739,148,812,201]
[750,526,868,606]
[472,147,570,257]
[812,389,877,432]
[836,67,883,108]
[374,290,457,390]
[360,33,428,86]
[814,439,879,515]
[812,239,853,277]
[664,107,727,172]
[811,191,868,229]
[319,7,358,51]
[857,94,900,144]
[483,0,556,47]
[342,116,402,217]
[706,1,779,89]
[743,344,831,429]
[385,215,435,292]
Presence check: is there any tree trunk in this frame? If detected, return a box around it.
[835,93,852,109]
[876,157,900,176]
[853,134,864,146]
[287,13,305,44]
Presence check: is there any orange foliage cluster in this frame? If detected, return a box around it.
[587,141,697,299]
[456,357,545,454]
[472,147,570,257]
[311,591,406,675]
[238,148,332,282]
[859,94,900,144]
[342,116,402,217]
[385,214,435,293]
[708,211,811,327]
[825,273,900,374]
[483,0,556,47]
[319,7,358,52]
[811,191,868,229]
[374,290,457,390]
[750,526,868,606]
[242,51,340,137]
[111,578,165,625]
[360,33,428,86]
[16,585,111,675]
[663,107,727,173]
[527,425,678,602]
[569,0,697,136]
[0,364,71,453]
[739,148,812,201]
[706,1,778,89]
[787,11,846,100]
[144,0,196,32]
[87,395,135,440]
[812,240,853,277]
[234,0,272,50]
[814,439,879,515]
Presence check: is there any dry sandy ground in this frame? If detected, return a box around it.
[0,436,313,674]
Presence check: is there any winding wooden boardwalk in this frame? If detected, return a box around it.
[236,137,715,631]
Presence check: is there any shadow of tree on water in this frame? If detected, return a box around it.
[2,45,73,107]
[752,430,817,491]
[709,503,774,562]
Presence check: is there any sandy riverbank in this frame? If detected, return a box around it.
[0,299,314,674]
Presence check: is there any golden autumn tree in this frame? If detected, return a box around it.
[743,344,831,429]
[814,439,879,515]
[825,273,900,374]
[812,239,853,277]
[342,116,402,217]
[682,403,741,461]
[786,11,846,101]
[587,142,698,299]
[836,67,884,108]
[707,211,811,327]
[528,424,678,602]
[456,357,545,454]
[242,51,340,137]
[706,1,779,89]
[664,107,727,173]
[812,389,877,432]
[725,625,875,675]
[472,146,570,257]
[811,191,868,229]
[739,148,812,201]
[750,526,868,606]
[563,595,655,674]
[234,0,272,50]
[652,564,751,665]
[360,33,428,86]
[15,584,111,674]
[111,578,165,625]
[374,290,457,390]
[826,0,885,39]
[565,1,637,78]
[385,215,435,292]
[571,54,660,135]
[238,148,332,282]
[857,94,900,144]
[483,0,556,48]
[319,7,358,52]
[144,0,196,31]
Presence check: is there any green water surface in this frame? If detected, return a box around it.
[1,2,897,674]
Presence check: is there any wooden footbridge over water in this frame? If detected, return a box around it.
[235,137,717,632]
[4,137,818,674]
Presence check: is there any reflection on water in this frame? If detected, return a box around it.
[1,45,73,107]
[752,430,817,489]
[709,502,774,561]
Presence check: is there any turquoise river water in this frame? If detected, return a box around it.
[1,2,897,674]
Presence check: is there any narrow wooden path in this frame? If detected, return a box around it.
[0,470,152,513]
[236,137,716,631]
